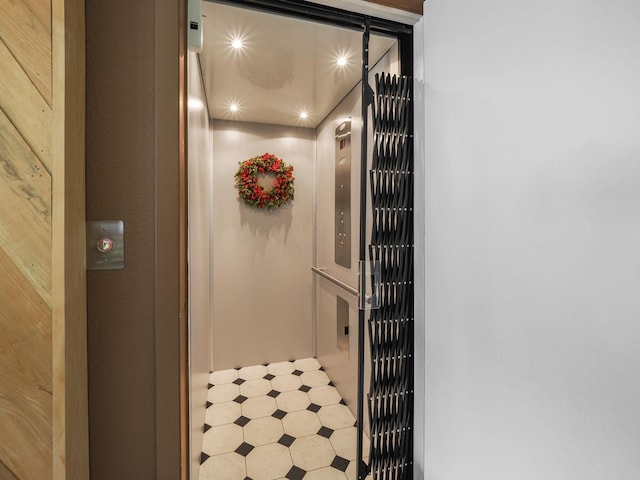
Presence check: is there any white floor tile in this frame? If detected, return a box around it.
[199,452,245,480]
[246,443,293,480]
[282,410,322,437]
[308,385,342,406]
[240,378,272,397]
[271,374,303,392]
[289,435,335,471]
[205,401,241,426]
[305,467,348,480]
[300,370,330,387]
[208,383,240,404]
[276,390,311,412]
[239,364,268,380]
[267,361,295,375]
[210,368,238,385]
[202,424,243,456]
[293,357,321,372]
[242,395,277,419]
[199,360,367,480]
[317,404,355,430]
[329,427,357,461]
[345,459,370,480]
[243,416,284,446]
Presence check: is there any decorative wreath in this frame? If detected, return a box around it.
[234,153,295,209]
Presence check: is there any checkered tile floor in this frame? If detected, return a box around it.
[199,358,369,480]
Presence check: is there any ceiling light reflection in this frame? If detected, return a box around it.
[188,98,204,111]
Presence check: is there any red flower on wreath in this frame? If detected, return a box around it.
[234,153,295,209]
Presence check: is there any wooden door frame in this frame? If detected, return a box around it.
[52,0,89,477]
[154,0,189,479]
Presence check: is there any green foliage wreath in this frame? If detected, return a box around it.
[234,153,295,209]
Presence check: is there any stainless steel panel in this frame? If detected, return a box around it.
[337,295,350,358]
[87,220,125,270]
[335,120,351,268]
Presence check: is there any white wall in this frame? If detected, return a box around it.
[423,1,640,479]
[211,120,316,369]
[187,52,212,480]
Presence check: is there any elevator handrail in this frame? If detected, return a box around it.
[311,267,358,297]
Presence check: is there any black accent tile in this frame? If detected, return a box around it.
[234,416,251,427]
[317,426,334,438]
[235,442,255,457]
[340,399,347,406]
[286,465,306,480]
[245,478,253,480]
[331,456,350,472]
[262,362,269,366]
[267,389,281,398]
[328,381,335,387]
[207,383,214,389]
[206,401,213,408]
[292,369,303,376]
[319,366,325,371]
[234,395,248,404]
[272,409,287,419]
[233,378,246,385]
[298,385,311,393]
[278,433,296,447]
[203,423,212,433]
[264,373,275,380]
[307,403,321,413]
[200,452,210,465]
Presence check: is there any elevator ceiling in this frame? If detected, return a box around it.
[200,1,398,128]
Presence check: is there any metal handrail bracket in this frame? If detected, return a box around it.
[311,267,358,297]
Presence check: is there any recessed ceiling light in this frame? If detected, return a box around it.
[337,56,348,66]
[229,103,239,112]
[299,111,309,119]
[231,38,244,49]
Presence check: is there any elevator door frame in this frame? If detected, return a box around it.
[198,1,416,479]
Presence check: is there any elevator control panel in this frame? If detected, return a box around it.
[87,220,124,270]
[335,120,351,268]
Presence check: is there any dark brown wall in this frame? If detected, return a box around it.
[86,0,182,478]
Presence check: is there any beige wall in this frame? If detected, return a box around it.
[211,120,316,369]
[187,52,211,480]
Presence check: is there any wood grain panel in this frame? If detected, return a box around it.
[0,109,52,307]
[0,0,54,477]
[0,0,52,105]
[0,246,52,480]
[0,459,19,480]
[366,0,423,14]
[0,38,52,171]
